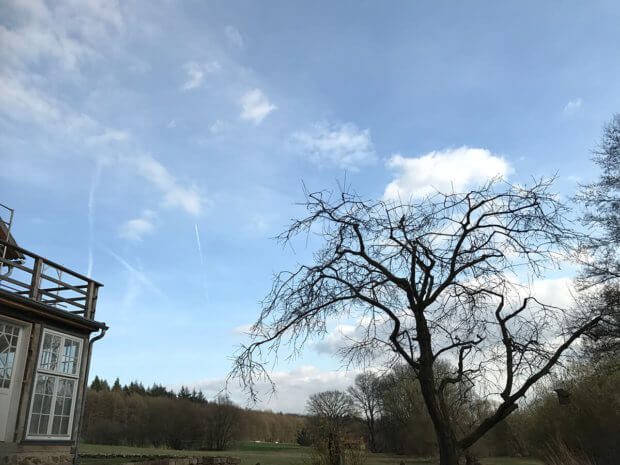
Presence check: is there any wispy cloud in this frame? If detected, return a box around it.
[225,25,244,49]
[0,74,95,131]
[232,323,254,335]
[128,155,203,216]
[1,75,204,217]
[0,0,122,73]
[291,122,376,170]
[563,98,583,115]
[209,119,228,134]
[119,210,157,241]
[384,147,512,200]
[239,89,276,124]
[87,129,130,145]
[180,61,220,91]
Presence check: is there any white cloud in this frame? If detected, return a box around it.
[225,25,244,49]
[239,88,276,124]
[180,61,221,91]
[292,122,376,170]
[563,98,583,115]
[530,277,576,310]
[384,147,512,200]
[232,323,254,335]
[190,365,358,413]
[313,324,358,355]
[119,209,157,241]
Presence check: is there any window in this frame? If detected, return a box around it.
[27,329,82,440]
[0,322,20,389]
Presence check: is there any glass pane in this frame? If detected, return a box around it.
[40,333,61,371]
[51,416,61,435]
[29,414,40,435]
[60,339,80,375]
[32,389,43,412]
[39,414,49,434]
[60,417,70,435]
[50,378,75,437]
[29,375,56,435]
[0,322,20,389]
[59,378,75,396]
[62,398,72,416]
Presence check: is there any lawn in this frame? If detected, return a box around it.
[79,442,542,465]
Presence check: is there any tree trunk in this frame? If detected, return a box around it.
[417,366,461,465]
[367,413,377,452]
[436,428,461,465]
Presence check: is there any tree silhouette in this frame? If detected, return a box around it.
[231,179,603,465]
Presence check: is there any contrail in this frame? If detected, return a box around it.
[87,161,102,277]
[194,223,208,300]
[104,247,163,296]
[194,223,204,266]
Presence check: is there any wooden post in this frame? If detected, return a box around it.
[85,281,96,320]
[30,257,43,301]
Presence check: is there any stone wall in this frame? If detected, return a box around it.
[80,456,240,465]
[0,455,241,465]
[0,453,72,465]
[0,443,73,465]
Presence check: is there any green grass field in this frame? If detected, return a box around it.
[80,442,543,465]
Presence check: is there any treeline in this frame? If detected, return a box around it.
[302,357,619,465]
[83,357,619,463]
[301,363,519,460]
[82,377,305,449]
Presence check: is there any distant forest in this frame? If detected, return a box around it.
[83,377,305,450]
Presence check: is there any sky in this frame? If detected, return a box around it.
[1,0,619,413]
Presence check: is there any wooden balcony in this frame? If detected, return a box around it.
[0,238,102,321]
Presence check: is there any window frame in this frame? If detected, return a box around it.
[0,320,21,391]
[25,328,83,441]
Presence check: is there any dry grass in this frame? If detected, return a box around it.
[543,439,595,465]
[79,443,544,465]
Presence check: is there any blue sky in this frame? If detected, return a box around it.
[1,0,619,412]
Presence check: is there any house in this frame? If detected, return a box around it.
[0,204,107,465]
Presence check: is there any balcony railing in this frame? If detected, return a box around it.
[0,238,101,320]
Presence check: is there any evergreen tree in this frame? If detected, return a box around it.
[90,375,103,391]
[178,385,192,400]
[195,390,207,403]
[112,377,122,392]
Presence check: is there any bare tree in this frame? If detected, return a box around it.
[576,115,620,360]
[307,390,354,465]
[231,179,603,465]
[348,373,380,452]
[577,113,620,285]
[205,395,239,450]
